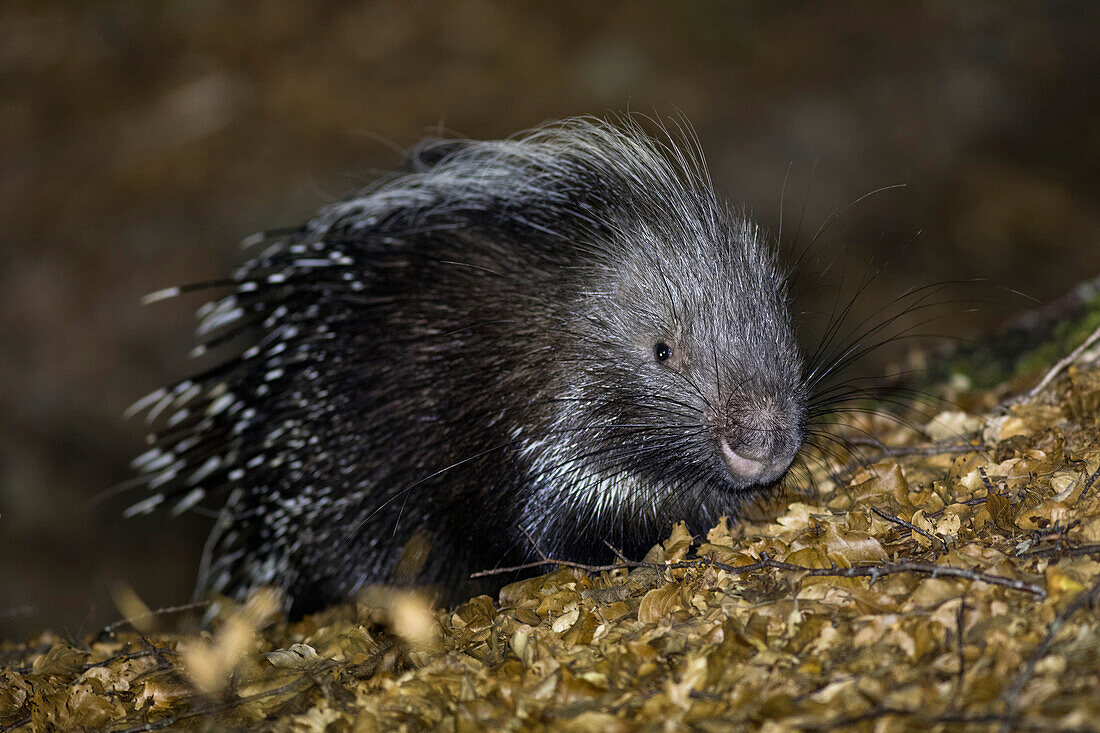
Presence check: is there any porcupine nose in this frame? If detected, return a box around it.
[720,440,771,481]
[717,398,800,484]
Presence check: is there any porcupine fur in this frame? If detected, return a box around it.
[128,116,809,616]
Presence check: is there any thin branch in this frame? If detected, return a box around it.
[99,601,211,638]
[955,593,967,699]
[472,551,1045,597]
[1015,543,1100,559]
[1083,461,1100,501]
[999,575,1100,725]
[1027,322,1100,398]
[110,634,392,733]
[519,527,549,561]
[872,506,948,553]
[0,716,30,733]
[111,665,332,733]
[827,442,978,484]
[11,645,180,678]
[798,706,1091,732]
[470,558,624,578]
[757,555,1044,596]
[602,540,631,564]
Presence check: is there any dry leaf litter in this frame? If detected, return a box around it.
[3,362,1100,731]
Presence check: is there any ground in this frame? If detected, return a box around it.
[3,319,1100,731]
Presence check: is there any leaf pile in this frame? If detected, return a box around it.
[4,365,1100,731]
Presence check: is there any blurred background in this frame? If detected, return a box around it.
[1,1,1097,639]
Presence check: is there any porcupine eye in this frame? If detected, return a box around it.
[654,342,673,363]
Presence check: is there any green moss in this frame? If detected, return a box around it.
[925,292,1100,391]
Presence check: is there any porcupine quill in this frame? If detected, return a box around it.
[127,116,927,616]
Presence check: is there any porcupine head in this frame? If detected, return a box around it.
[129,117,809,615]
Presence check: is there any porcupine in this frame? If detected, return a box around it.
[127,117,809,616]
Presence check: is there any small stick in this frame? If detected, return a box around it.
[112,661,338,733]
[999,576,1100,730]
[471,558,625,578]
[519,526,549,561]
[978,466,997,494]
[872,506,948,553]
[955,594,967,699]
[1015,543,1100,559]
[99,601,210,638]
[827,443,978,484]
[602,540,631,564]
[1028,322,1100,398]
[1083,461,1100,500]
[473,552,1046,596]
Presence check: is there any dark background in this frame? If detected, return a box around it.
[2,1,1097,639]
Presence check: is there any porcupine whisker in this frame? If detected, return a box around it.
[809,318,976,399]
[802,267,977,378]
[780,158,818,287]
[788,454,818,486]
[809,389,945,421]
[720,375,758,414]
[525,431,709,486]
[807,366,928,399]
[792,441,837,476]
[805,265,880,381]
[784,184,904,300]
[810,380,950,415]
[803,228,934,380]
[804,427,884,463]
[805,280,967,387]
[789,187,910,301]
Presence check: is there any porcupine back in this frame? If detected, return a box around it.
[128,117,808,615]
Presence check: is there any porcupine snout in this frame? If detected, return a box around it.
[714,391,804,486]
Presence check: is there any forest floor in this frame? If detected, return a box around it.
[3,322,1100,731]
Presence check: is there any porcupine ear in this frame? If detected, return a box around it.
[401,138,471,172]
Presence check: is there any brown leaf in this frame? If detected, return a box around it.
[822,525,888,567]
[0,671,30,716]
[637,583,683,624]
[31,644,87,678]
[662,521,694,561]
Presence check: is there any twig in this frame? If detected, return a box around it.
[10,645,180,677]
[757,555,1044,596]
[113,635,396,732]
[883,495,997,545]
[470,558,624,578]
[955,593,967,699]
[110,661,338,733]
[519,527,549,561]
[1027,322,1100,398]
[978,465,997,493]
[1015,543,1100,559]
[99,601,211,638]
[799,707,1090,732]
[136,633,171,670]
[0,716,30,733]
[1083,461,1100,501]
[472,552,1045,597]
[872,506,948,553]
[827,442,978,484]
[602,540,631,564]
[999,575,1100,727]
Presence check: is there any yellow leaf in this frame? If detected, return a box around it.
[637,583,683,624]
